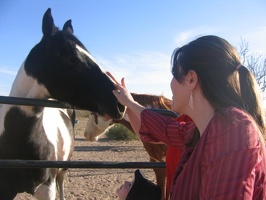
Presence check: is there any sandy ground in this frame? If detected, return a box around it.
[15,116,157,200]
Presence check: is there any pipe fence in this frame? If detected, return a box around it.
[0,160,165,169]
[0,95,176,169]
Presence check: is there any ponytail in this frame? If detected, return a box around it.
[238,65,266,138]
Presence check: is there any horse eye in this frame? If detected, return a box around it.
[69,56,77,63]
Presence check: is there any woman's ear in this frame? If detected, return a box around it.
[187,70,198,89]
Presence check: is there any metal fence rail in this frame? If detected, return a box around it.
[0,95,178,117]
[0,160,165,169]
[0,96,76,109]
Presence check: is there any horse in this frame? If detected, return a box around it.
[0,8,125,200]
[84,93,173,199]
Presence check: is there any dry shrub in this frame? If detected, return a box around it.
[106,124,138,141]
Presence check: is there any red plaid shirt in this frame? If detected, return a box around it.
[139,107,266,199]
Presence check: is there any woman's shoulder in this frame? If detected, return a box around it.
[209,107,259,145]
[223,106,247,115]
[216,107,251,123]
[206,107,255,139]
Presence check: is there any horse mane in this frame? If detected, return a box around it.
[159,96,172,110]
[131,93,172,110]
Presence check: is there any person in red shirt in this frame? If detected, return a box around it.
[108,35,266,199]
[165,146,181,199]
[165,115,192,199]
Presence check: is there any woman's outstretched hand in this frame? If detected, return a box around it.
[106,72,135,107]
[107,71,145,133]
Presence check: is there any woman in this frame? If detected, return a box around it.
[109,35,266,199]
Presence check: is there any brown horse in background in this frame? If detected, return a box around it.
[84,93,173,200]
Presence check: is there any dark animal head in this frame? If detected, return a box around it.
[24,8,124,119]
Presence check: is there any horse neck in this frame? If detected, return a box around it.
[7,63,50,115]
[10,63,49,98]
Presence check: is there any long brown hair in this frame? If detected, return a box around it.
[171,35,266,144]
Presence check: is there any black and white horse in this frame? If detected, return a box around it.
[0,8,124,200]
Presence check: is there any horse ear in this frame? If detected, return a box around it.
[42,8,57,36]
[63,20,74,34]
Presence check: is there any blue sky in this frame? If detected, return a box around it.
[0,0,266,99]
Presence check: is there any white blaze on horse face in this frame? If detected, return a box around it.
[75,45,104,72]
[75,45,117,85]
[42,108,73,161]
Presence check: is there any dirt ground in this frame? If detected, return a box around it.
[15,116,157,200]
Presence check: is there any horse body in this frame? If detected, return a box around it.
[84,93,172,199]
[0,8,124,200]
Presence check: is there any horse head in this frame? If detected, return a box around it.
[84,112,114,141]
[20,8,124,119]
